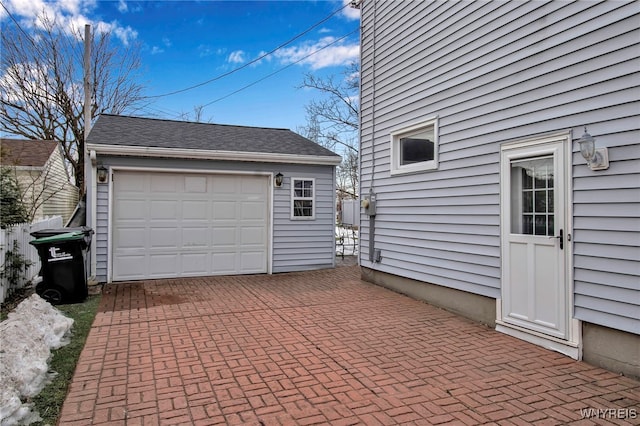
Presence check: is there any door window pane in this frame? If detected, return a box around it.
[511,156,554,235]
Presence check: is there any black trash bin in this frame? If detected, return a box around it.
[30,227,93,282]
[30,230,92,305]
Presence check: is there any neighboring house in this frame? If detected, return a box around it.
[357,1,639,377]
[0,138,79,223]
[85,114,341,283]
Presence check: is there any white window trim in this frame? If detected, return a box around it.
[390,116,439,175]
[290,177,315,220]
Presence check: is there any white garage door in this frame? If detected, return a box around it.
[112,171,269,281]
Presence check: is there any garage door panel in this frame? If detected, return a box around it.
[185,176,207,193]
[114,255,146,280]
[150,201,178,219]
[212,201,237,220]
[181,253,208,275]
[212,252,237,274]
[149,228,179,248]
[115,228,146,249]
[118,176,146,192]
[212,227,236,246]
[183,201,208,220]
[148,254,178,277]
[241,177,265,194]
[182,228,209,247]
[116,200,146,219]
[151,175,179,193]
[241,227,265,245]
[211,176,237,193]
[241,251,266,272]
[241,202,267,220]
[113,171,268,281]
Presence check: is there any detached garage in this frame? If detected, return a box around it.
[85,114,341,283]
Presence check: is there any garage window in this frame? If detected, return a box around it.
[291,178,315,219]
[390,117,439,175]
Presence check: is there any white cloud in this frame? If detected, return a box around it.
[250,50,272,67]
[150,46,164,55]
[274,37,359,70]
[162,37,172,48]
[227,50,245,64]
[0,0,137,45]
[118,0,128,13]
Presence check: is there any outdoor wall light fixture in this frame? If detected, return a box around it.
[274,172,284,188]
[97,165,108,183]
[577,127,609,171]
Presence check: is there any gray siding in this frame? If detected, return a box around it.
[93,156,335,282]
[360,1,639,332]
[272,166,336,273]
[96,183,109,280]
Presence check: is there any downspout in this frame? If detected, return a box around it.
[368,0,379,264]
[88,150,97,281]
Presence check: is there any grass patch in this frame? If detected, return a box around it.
[30,295,101,425]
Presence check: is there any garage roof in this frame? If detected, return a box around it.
[87,114,341,161]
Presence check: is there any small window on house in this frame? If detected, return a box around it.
[390,117,439,175]
[291,178,315,219]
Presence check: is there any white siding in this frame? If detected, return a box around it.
[14,147,78,223]
[360,1,639,332]
[41,147,79,223]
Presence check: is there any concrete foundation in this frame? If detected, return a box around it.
[361,267,496,327]
[582,322,640,380]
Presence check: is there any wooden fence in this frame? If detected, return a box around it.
[0,216,63,304]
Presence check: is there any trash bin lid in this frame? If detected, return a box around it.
[30,226,93,238]
[30,231,85,245]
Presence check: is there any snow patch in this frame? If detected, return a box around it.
[336,226,358,257]
[0,294,74,425]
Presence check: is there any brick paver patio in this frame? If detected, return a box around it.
[60,265,639,425]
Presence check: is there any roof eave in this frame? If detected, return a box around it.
[87,144,342,166]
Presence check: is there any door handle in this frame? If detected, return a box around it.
[551,229,563,250]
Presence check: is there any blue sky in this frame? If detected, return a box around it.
[0,0,360,131]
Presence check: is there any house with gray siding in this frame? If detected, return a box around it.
[357,0,639,378]
[85,114,340,283]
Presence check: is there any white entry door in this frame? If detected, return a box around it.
[499,136,573,345]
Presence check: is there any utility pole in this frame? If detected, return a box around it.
[83,24,91,142]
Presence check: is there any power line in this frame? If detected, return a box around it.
[200,28,359,108]
[143,1,350,99]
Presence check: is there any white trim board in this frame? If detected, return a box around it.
[87,144,342,166]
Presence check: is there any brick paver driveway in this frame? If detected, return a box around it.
[60,265,639,425]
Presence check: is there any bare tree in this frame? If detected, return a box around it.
[0,14,145,195]
[180,105,214,123]
[298,62,359,199]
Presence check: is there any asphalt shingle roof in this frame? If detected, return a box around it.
[0,139,58,167]
[87,114,340,159]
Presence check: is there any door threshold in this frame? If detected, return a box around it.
[496,321,581,360]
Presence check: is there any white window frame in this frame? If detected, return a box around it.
[390,116,439,175]
[290,177,315,220]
